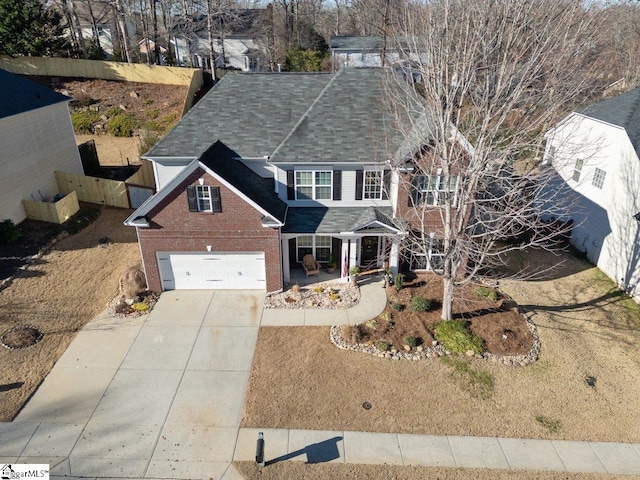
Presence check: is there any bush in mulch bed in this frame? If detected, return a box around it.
[108,291,159,318]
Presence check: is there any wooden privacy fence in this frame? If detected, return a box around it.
[22,191,80,224]
[54,160,155,209]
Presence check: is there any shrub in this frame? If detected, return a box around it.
[108,113,138,137]
[376,341,390,352]
[342,325,363,344]
[349,266,360,275]
[71,110,100,133]
[365,319,379,331]
[0,219,21,244]
[391,302,404,312]
[330,292,340,301]
[380,312,391,322]
[139,132,160,155]
[474,285,499,301]
[434,320,484,354]
[147,109,159,119]
[411,295,432,312]
[162,112,177,125]
[404,336,417,348]
[535,415,562,433]
[131,302,150,312]
[394,273,405,291]
[313,286,324,293]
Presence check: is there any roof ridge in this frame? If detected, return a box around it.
[268,70,343,161]
[623,88,640,129]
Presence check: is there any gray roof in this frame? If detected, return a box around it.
[146,72,331,159]
[330,36,384,50]
[579,87,640,154]
[270,68,425,164]
[200,141,287,223]
[0,69,71,120]
[147,67,433,166]
[282,206,397,234]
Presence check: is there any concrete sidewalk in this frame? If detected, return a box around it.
[234,428,640,476]
[260,276,388,326]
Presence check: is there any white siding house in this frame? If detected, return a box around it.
[545,88,640,299]
[0,70,83,223]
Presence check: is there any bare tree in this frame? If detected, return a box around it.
[384,0,604,320]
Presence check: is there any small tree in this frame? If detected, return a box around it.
[0,0,66,56]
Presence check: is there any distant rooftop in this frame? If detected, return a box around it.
[0,69,71,120]
[330,36,385,50]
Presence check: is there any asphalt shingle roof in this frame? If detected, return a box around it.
[579,87,640,154]
[199,141,287,223]
[147,68,433,167]
[330,36,384,50]
[0,69,71,120]
[282,206,396,233]
[146,72,331,159]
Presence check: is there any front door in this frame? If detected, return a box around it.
[360,236,379,268]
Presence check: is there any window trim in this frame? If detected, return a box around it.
[294,170,333,200]
[363,170,383,200]
[410,235,445,271]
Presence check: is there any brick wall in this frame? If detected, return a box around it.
[137,167,282,292]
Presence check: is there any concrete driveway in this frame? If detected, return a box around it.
[0,290,263,479]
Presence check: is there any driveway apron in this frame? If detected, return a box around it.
[2,290,262,479]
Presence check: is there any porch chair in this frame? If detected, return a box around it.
[302,254,321,277]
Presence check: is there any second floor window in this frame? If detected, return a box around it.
[592,168,606,189]
[415,174,458,206]
[296,171,332,200]
[572,159,583,182]
[364,171,383,199]
[187,185,222,213]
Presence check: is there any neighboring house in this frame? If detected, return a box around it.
[125,67,462,293]
[0,69,83,224]
[330,36,422,76]
[544,87,640,298]
[171,9,270,71]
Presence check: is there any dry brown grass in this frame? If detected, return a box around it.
[241,252,640,442]
[235,461,632,480]
[0,207,140,421]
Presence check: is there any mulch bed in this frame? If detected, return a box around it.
[0,326,43,349]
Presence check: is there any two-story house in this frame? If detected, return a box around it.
[544,87,640,299]
[124,67,462,293]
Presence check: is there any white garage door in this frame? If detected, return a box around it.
[157,252,266,290]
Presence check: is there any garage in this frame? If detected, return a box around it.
[157,252,266,290]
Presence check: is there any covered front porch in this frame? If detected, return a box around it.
[281,207,405,284]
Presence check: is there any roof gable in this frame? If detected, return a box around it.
[0,69,71,120]
[579,87,640,154]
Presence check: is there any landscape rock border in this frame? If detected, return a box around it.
[330,309,540,366]
[0,231,69,293]
[0,325,44,350]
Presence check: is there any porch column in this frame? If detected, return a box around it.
[389,237,400,276]
[340,239,349,280]
[282,237,291,283]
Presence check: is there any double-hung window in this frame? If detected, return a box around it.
[295,171,332,200]
[411,236,445,271]
[187,185,222,212]
[416,173,458,206]
[364,170,383,199]
[297,235,332,262]
[572,159,583,182]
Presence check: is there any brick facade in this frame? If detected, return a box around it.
[136,167,282,293]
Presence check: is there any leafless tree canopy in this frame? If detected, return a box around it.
[384,0,603,320]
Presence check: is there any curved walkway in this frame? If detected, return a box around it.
[1,280,639,478]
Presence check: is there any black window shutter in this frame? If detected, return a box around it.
[408,177,418,207]
[187,185,198,211]
[382,170,391,200]
[211,186,222,212]
[286,170,295,200]
[333,170,342,200]
[355,170,363,201]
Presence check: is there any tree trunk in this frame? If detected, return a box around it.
[67,0,87,58]
[86,0,102,50]
[114,0,131,62]
[206,0,217,80]
[152,0,161,64]
[441,276,454,321]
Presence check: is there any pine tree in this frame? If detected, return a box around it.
[0,0,66,56]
